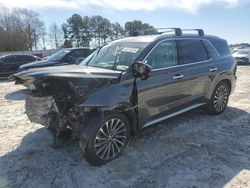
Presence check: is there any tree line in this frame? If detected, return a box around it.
[61,14,157,48]
[0,7,157,52]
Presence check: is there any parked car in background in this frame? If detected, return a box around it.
[18,47,94,72]
[10,28,237,166]
[233,49,250,65]
[0,54,41,78]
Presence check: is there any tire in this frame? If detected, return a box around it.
[207,81,230,115]
[83,112,131,166]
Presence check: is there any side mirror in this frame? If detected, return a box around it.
[133,61,151,79]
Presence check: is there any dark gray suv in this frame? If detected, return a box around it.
[10,28,237,166]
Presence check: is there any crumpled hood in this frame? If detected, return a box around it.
[10,64,122,81]
[19,60,63,71]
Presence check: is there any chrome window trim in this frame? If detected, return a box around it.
[143,37,220,72]
[151,58,212,72]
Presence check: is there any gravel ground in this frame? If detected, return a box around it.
[0,66,250,188]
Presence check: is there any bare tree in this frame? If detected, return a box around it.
[16,8,45,50]
[40,30,47,50]
[49,22,62,49]
[0,7,45,51]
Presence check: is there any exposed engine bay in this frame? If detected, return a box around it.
[24,77,117,146]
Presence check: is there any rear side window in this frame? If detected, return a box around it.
[209,39,231,57]
[177,39,209,65]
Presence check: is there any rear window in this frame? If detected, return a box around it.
[177,39,209,65]
[209,39,231,57]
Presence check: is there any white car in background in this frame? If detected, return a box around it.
[233,49,250,65]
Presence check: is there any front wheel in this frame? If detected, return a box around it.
[83,113,131,166]
[207,81,230,115]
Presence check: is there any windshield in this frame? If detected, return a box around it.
[85,42,148,71]
[48,49,71,61]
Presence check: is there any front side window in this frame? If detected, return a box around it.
[64,50,80,62]
[144,40,178,69]
[177,39,209,64]
[48,49,71,61]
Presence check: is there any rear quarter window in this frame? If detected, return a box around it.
[209,39,231,57]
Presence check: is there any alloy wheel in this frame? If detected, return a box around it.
[213,85,228,112]
[94,118,127,161]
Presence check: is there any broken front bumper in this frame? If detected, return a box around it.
[25,94,55,126]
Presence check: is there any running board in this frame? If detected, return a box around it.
[143,103,206,128]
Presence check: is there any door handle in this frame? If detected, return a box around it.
[209,67,218,72]
[173,74,184,80]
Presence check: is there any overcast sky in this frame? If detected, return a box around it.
[0,0,249,44]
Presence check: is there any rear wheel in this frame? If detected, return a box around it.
[83,113,131,166]
[207,81,230,115]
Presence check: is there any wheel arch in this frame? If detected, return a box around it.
[79,107,138,154]
[207,76,233,100]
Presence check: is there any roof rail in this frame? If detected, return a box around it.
[158,28,182,36]
[182,29,205,36]
[132,28,204,37]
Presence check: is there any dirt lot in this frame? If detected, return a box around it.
[0,66,250,188]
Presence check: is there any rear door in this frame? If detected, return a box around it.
[176,39,213,103]
[8,55,35,72]
[0,56,19,76]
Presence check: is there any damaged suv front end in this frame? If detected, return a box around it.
[9,39,150,165]
[16,65,123,137]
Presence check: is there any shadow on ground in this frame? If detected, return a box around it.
[4,89,28,101]
[0,106,250,188]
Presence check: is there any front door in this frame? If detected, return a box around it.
[136,40,186,127]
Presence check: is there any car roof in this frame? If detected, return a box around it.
[0,54,35,58]
[111,33,223,44]
[66,47,94,51]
